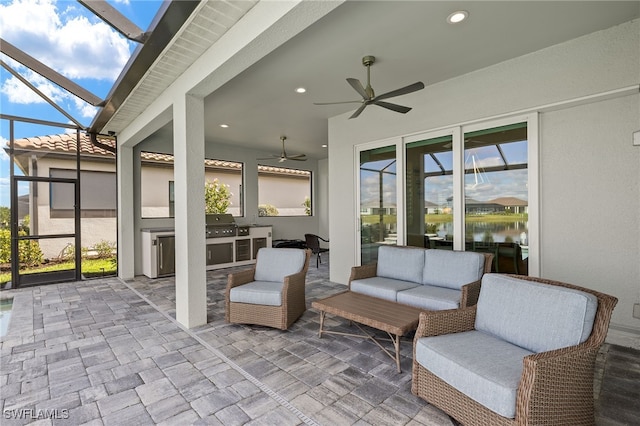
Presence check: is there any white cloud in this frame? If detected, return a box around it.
[0,137,9,161]
[72,96,98,118]
[1,67,68,104]
[0,0,131,81]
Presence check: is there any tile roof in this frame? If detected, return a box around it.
[10,133,311,176]
[11,133,116,157]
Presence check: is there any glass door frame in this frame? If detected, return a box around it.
[403,127,462,250]
[354,113,539,276]
[461,113,539,276]
[354,136,403,266]
[6,118,83,288]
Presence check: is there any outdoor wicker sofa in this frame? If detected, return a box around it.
[412,273,618,425]
[225,247,311,330]
[348,245,494,310]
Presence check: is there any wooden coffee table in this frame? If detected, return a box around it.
[311,291,423,373]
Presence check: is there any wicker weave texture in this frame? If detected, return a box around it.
[411,274,618,426]
[225,249,311,330]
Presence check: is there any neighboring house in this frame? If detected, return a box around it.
[7,133,311,258]
[465,197,528,215]
[10,133,117,260]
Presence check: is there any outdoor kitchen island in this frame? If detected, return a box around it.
[141,214,272,278]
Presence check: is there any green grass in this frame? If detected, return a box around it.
[362,213,528,225]
[0,258,117,283]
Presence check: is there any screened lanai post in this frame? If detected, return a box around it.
[173,94,207,328]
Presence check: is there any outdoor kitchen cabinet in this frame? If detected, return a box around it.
[141,225,272,278]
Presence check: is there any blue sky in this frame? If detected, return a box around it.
[0,0,163,207]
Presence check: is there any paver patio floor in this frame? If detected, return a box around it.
[1,260,638,425]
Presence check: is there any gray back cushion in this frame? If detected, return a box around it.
[423,250,485,289]
[376,245,425,284]
[475,274,599,353]
[254,248,306,282]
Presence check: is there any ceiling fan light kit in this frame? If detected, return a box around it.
[314,55,425,119]
[257,136,307,162]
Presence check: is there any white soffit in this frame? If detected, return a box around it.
[104,0,258,133]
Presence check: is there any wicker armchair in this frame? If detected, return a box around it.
[225,248,311,330]
[412,274,618,426]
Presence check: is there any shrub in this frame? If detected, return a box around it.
[93,240,116,259]
[205,179,232,214]
[302,197,311,216]
[0,228,43,267]
[258,204,279,217]
[0,229,11,263]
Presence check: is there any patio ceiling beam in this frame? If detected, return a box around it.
[0,38,104,107]
[77,0,149,43]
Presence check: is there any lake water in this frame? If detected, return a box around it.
[433,221,529,245]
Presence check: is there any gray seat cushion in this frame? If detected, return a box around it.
[475,274,599,353]
[376,245,425,284]
[415,330,533,419]
[396,285,460,310]
[423,250,485,290]
[253,248,306,283]
[229,281,284,306]
[350,277,420,302]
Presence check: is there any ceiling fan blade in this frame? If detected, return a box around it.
[373,100,412,114]
[287,153,307,159]
[287,156,307,161]
[313,100,362,105]
[347,78,369,100]
[349,103,368,119]
[373,81,425,102]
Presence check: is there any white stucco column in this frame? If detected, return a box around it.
[173,93,207,328]
[117,145,135,280]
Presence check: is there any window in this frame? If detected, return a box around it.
[257,165,311,217]
[140,152,244,218]
[464,122,528,275]
[50,169,116,218]
[405,135,453,249]
[403,120,532,275]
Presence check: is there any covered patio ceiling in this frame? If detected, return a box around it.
[93,1,639,160]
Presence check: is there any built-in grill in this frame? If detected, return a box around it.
[205,214,250,238]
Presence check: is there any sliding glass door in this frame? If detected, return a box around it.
[405,133,455,250]
[357,143,399,265]
[464,122,529,274]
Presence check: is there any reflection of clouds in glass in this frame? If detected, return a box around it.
[465,169,528,201]
[360,171,396,206]
[425,175,453,206]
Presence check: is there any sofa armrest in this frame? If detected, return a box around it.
[414,305,477,339]
[460,280,481,307]
[348,263,378,289]
[515,343,601,423]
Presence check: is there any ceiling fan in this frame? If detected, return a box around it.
[257,136,307,162]
[314,55,425,119]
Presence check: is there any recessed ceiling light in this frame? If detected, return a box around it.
[295,87,306,93]
[322,144,328,148]
[447,10,468,24]
[220,124,229,128]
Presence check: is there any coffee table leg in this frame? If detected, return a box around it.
[393,334,401,373]
[318,311,326,338]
